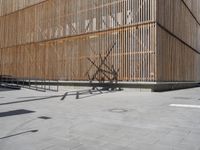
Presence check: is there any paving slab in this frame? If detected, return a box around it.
[0,87,200,150]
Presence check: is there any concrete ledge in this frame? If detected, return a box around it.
[24,80,199,92]
[151,82,199,92]
[1,77,199,92]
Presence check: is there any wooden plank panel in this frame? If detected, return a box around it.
[157,25,200,82]
[156,0,200,82]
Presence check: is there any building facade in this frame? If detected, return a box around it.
[0,0,199,85]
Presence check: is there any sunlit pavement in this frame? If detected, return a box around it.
[0,87,200,150]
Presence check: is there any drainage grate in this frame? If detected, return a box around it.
[38,116,51,120]
[109,108,128,113]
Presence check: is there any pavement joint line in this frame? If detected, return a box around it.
[169,104,200,109]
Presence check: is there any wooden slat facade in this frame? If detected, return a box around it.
[0,0,47,16]
[157,0,200,82]
[0,0,199,83]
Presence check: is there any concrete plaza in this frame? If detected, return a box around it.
[0,87,200,150]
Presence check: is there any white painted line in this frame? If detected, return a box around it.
[170,104,200,109]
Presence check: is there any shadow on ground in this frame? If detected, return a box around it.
[0,130,38,140]
[0,109,35,117]
[0,87,17,92]
[0,95,63,106]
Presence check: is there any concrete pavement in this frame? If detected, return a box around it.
[0,87,200,150]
